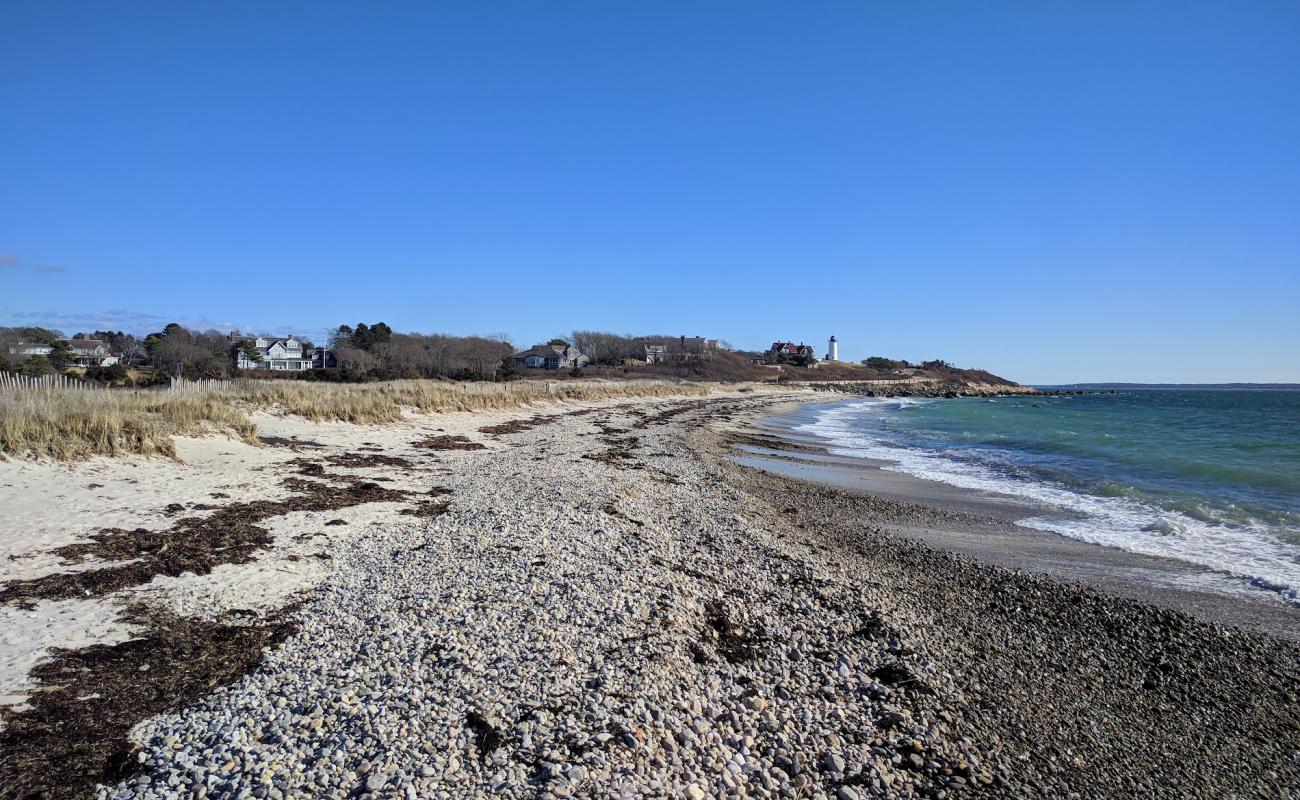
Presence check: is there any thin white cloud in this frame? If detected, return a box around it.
[0,253,70,274]
[1,309,327,340]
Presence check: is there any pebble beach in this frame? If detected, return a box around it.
[3,392,1297,799]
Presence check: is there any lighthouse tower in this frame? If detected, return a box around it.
[827,335,839,362]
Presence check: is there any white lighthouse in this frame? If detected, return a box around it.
[826,335,839,362]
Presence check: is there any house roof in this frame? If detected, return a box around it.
[514,344,574,359]
[257,337,302,350]
[62,339,107,352]
[770,341,812,353]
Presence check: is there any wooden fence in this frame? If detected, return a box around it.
[168,377,233,394]
[0,373,252,394]
[0,372,104,392]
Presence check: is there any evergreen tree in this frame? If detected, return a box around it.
[369,322,392,347]
[349,322,393,351]
[497,355,521,381]
[19,356,53,377]
[331,325,355,349]
[232,339,262,369]
[48,340,73,371]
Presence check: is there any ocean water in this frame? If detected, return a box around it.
[795,389,1300,603]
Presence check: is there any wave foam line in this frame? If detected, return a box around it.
[796,400,1300,604]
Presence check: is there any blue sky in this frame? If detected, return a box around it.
[2,1,1297,384]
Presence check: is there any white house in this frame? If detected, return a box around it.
[233,335,315,371]
[7,341,53,357]
[6,338,117,366]
[64,338,118,367]
[512,344,589,370]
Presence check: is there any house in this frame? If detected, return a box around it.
[5,338,117,366]
[643,345,666,364]
[659,335,724,362]
[7,341,54,358]
[63,337,118,367]
[311,348,337,369]
[232,334,316,371]
[769,341,815,358]
[679,336,720,352]
[512,344,589,370]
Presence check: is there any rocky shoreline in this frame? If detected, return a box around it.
[799,382,1047,399]
[4,392,1296,799]
[708,429,1300,798]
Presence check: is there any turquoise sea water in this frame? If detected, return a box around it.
[796,389,1300,602]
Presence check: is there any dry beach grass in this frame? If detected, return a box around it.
[231,377,716,423]
[0,390,258,461]
[0,377,716,460]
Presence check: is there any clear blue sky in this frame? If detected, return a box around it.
[2,1,1297,384]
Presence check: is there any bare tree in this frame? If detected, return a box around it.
[117,337,148,366]
[571,331,649,365]
[334,346,379,373]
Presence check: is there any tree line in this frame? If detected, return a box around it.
[0,322,517,383]
[326,323,512,381]
[565,331,732,365]
[1,323,982,387]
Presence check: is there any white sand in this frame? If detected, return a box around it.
[0,392,765,711]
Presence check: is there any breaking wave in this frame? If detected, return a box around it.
[797,396,1300,604]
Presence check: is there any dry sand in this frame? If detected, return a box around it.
[1,392,761,711]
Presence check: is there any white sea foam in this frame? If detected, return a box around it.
[796,399,1300,604]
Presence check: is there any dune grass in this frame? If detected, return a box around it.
[0,390,259,460]
[0,378,720,460]
[234,378,717,422]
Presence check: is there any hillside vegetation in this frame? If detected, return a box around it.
[570,350,1020,387]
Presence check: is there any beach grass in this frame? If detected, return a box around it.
[231,378,715,423]
[0,390,259,460]
[0,378,718,460]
